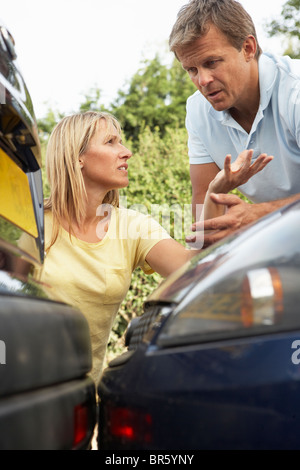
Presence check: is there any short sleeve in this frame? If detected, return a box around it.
[186,95,214,165]
[289,79,300,147]
[131,213,171,274]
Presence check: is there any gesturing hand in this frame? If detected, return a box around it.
[209,149,273,194]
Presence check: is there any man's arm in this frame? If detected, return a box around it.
[191,192,300,248]
[190,162,219,221]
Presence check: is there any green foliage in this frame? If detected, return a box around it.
[122,126,191,208]
[111,55,196,143]
[0,217,22,245]
[265,0,300,57]
[37,108,65,144]
[78,87,108,113]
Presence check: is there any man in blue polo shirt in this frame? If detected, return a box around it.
[169,0,300,247]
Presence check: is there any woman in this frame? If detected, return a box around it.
[20,111,272,384]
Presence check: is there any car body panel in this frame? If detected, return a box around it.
[0,378,96,450]
[99,333,300,450]
[0,293,92,397]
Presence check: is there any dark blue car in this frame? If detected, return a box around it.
[98,199,300,450]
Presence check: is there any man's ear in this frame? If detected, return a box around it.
[243,35,257,61]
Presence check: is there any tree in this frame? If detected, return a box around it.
[37,108,65,144]
[265,0,300,58]
[110,54,196,143]
[36,53,196,145]
[78,86,107,113]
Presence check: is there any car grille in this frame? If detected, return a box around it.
[127,304,165,350]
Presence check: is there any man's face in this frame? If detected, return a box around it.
[176,24,256,113]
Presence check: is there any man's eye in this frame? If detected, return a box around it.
[187,68,197,76]
[206,60,219,67]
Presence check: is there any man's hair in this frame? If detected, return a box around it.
[169,0,262,59]
[44,111,120,251]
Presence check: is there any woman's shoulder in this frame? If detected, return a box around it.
[44,208,53,223]
[114,205,170,241]
[116,205,150,223]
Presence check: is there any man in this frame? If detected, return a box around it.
[169,0,300,247]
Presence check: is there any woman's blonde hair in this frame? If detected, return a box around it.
[44,111,121,251]
[169,0,262,59]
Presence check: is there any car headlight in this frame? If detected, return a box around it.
[155,203,300,348]
[241,267,283,327]
[156,263,300,348]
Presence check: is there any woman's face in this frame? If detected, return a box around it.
[80,119,132,192]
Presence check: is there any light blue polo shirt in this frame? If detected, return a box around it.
[186,53,300,203]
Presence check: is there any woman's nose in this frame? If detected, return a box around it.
[120,145,132,159]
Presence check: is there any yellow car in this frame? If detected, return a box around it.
[0,23,96,450]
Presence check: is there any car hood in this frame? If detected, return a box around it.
[147,200,297,305]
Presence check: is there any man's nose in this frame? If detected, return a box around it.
[196,69,213,88]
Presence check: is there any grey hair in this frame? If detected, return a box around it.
[169,0,262,59]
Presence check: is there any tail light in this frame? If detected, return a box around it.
[73,403,89,448]
[106,405,152,444]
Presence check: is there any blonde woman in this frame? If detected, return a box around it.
[19,111,272,384]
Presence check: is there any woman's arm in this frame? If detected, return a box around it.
[145,238,200,278]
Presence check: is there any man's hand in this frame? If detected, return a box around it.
[208,150,273,194]
[186,193,270,248]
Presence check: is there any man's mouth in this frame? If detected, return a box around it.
[207,90,221,99]
[118,165,128,171]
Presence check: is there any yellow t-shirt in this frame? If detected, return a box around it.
[20,206,171,384]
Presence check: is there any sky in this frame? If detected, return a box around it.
[0,0,287,119]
